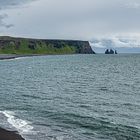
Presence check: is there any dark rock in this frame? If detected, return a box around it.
[105,49,110,54]
[110,49,114,54]
[105,49,117,54]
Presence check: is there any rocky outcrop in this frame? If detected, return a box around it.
[0,36,95,54]
[105,49,117,54]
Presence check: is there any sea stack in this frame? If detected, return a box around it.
[105,49,117,54]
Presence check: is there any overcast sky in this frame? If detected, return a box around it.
[0,0,140,41]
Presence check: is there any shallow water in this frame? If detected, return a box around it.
[0,54,140,140]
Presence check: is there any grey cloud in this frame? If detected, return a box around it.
[1,0,140,41]
[0,0,35,28]
[28,0,140,39]
[0,14,13,28]
[90,37,140,49]
[90,36,140,53]
[0,0,35,9]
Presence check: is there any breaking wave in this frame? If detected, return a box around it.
[0,111,33,134]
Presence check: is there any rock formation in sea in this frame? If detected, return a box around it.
[0,36,95,54]
[105,49,117,54]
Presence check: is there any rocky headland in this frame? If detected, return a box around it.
[0,36,95,55]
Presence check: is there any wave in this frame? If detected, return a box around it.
[0,111,33,134]
[49,112,140,139]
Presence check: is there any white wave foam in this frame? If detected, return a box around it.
[14,57,29,60]
[0,111,33,134]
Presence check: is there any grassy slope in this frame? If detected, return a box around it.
[0,36,94,54]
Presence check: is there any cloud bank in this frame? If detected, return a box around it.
[90,37,140,49]
[0,0,140,42]
[90,36,140,53]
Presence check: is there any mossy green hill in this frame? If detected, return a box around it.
[0,36,95,54]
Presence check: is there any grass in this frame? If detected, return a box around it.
[0,40,77,55]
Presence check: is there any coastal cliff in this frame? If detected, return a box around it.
[0,36,95,54]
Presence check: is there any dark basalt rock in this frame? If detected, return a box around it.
[105,49,110,54]
[0,127,25,140]
[105,49,117,54]
[110,49,114,54]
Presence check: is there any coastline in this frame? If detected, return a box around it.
[0,127,24,140]
[0,53,94,60]
[0,54,18,60]
[0,54,42,60]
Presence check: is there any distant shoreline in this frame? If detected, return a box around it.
[0,53,96,60]
[0,127,24,140]
[0,54,43,60]
[0,54,19,60]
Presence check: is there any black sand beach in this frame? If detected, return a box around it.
[0,128,24,140]
[0,54,19,60]
[0,54,41,60]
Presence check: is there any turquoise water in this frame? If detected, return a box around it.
[0,54,140,140]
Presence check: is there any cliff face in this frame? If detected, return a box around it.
[0,36,95,54]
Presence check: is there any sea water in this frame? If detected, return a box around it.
[0,54,140,140]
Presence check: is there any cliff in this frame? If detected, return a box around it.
[0,36,95,54]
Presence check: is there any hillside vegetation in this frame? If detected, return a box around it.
[0,36,95,54]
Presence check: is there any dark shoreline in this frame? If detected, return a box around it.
[0,127,25,140]
[0,54,94,60]
[0,54,42,60]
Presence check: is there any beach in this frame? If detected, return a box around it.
[0,128,24,140]
[0,54,19,60]
[0,54,43,60]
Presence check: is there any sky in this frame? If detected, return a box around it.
[0,0,140,51]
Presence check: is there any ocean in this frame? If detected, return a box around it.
[0,54,140,140]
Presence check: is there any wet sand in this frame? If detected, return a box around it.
[0,128,24,140]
